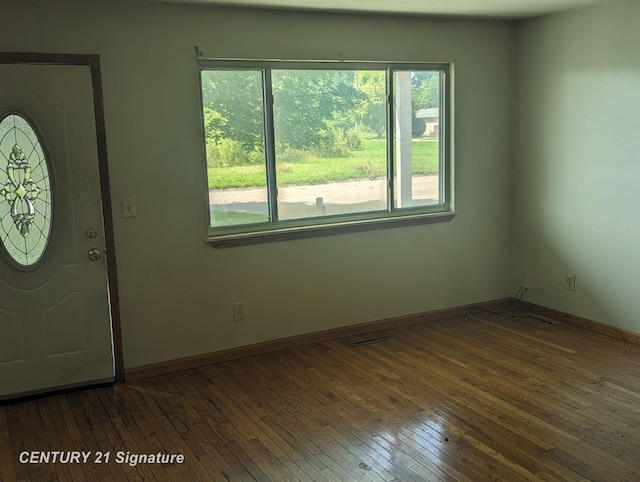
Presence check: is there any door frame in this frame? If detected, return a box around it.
[0,52,124,383]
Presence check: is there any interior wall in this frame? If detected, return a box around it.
[2,0,513,369]
[513,0,640,334]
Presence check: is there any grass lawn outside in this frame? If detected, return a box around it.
[207,137,439,190]
[210,208,268,226]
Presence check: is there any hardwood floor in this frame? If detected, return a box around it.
[3,311,640,481]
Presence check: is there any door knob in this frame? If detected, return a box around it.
[88,248,101,261]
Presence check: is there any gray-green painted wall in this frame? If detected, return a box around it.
[3,0,512,369]
[513,0,640,333]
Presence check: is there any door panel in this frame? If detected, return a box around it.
[0,307,24,364]
[0,64,114,399]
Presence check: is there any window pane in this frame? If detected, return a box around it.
[393,70,442,209]
[271,70,387,221]
[201,70,269,227]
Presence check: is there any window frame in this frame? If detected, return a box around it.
[198,59,454,247]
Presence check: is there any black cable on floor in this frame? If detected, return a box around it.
[465,286,556,325]
[464,286,526,319]
[510,289,556,325]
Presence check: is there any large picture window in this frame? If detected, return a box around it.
[199,61,452,246]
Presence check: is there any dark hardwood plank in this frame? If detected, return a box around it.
[3,311,640,480]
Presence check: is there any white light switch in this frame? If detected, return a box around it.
[122,197,137,218]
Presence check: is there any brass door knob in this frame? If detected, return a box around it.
[88,248,101,261]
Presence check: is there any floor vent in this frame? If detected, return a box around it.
[348,335,394,347]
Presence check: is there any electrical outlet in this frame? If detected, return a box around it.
[233,302,246,321]
[566,274,575,291]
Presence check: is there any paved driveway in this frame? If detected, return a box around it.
[210,175,440,218]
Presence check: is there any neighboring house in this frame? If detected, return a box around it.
[415,107,439,136]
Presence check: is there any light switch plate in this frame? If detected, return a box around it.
[122,198,136,218]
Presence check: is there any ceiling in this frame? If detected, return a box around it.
[142,0,616,19]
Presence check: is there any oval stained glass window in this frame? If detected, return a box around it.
[0,113,53,268]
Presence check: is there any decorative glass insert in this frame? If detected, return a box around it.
[0,113,53,268]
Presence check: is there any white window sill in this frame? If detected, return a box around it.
[207,211,455,248]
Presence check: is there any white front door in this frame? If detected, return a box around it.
[0,63,115,399]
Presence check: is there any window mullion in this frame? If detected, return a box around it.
[263,68,279,223]
[438,71,448,204]
[386,68,394,213]
[439,69,447,208]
